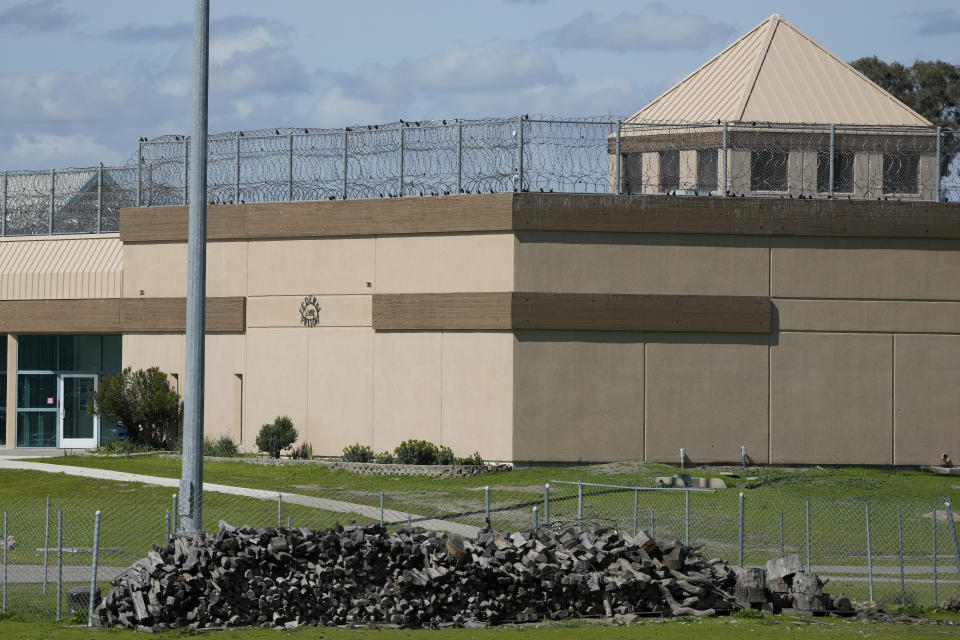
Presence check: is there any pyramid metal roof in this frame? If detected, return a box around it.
[628,14,930,127]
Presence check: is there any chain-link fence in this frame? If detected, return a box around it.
[2,118,958,239]
[1,478,957,622]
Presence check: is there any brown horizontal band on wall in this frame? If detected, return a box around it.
[373,293,513,330]
[511,193,960,239]
[120,194,514,243]
[0,297,245,334]
[122,193,960,242]
[373,292,770,333]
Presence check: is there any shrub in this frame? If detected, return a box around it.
[204,434,240,457]
[88,367,182,449]
[436,445,455,465]
[454,451,484,466]
[95,439,156,455]
[256,416,298,458]
[374,451,395,464]
[393,439,439,465]
[291,442,314,460]
[342,443,374,462]
[732,608,764,619]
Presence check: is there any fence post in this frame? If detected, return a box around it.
[945,500,960,581]
[615,120,622,195]
[96,164,103,234]
[379,492,384,527]
[633,488,639,537]
[456,120,463,194]
[738,492,744,567]
[287,133,294,201]
[183,138,189,206]
[277,493,282,528]
[897,505,905,606]
[779,511,784,558]
[172,493,178,532]
[577,482,583,533]
[342,128,349,200]
[398,126,404,197]
[543,483,549,523]
[805,500,811,571]
[88,510,101,627]
[866,505,874,602]
[234,132,241,204]
[56,510,63,621]
[165,511,170,541]
[137,140,143,206]
[933,500,938,607]
[48,168,55,234]
[650,509,655,538]
[935,126,942,201]
[484,485,491,528]
[43,496,50,594]
[722,122,728,196]
[516,115,524,192]
[2,510,7,615]
[532,506,538,535]
[684,490,690,545]
[1,170,6,237]
[829,124,836,198]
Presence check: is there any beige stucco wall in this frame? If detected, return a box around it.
[513,332,644,463]
[644,333,769,464]
[893,334,960,466]
[771,237,960,300]
[515,232,769,296]
[374,233,514,293]
[770,332,893,465]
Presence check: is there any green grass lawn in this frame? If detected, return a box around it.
[1,614,959,640]
[12,455,960,608]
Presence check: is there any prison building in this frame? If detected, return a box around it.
[614,14,938,200]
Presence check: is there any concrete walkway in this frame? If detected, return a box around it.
[0,459,479,538]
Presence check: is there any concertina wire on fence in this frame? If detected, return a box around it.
[0,479,958,622]
[0,117,958,238]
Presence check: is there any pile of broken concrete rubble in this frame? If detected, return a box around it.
[95,522,848,631]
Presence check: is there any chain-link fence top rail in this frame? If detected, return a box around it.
[1,118,958,238]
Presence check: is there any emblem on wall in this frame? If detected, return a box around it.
[299,295,321,327]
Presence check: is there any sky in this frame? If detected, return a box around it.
[0,0,957,170]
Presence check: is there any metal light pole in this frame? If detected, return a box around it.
[179,0,209,533]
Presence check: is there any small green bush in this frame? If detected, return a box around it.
[374,451,395,464]
[204,434,240,457]
[436,445,455,465]
[88,367,183,449]
[454,451,484,466]
[393,439,439,465]
[342,443,375,462]
[256,416,298,458]
[291,442,314,460]
[732,608,764,619]
[95,439,156,455]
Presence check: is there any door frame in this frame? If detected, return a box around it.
[58,374,99,449]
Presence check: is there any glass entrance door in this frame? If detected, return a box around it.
[59,375,98,448]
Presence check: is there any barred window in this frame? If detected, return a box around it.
[696,149,718,192]
[659,150,680,193]
[816,150,854,193]
[750,149,788,191]
[882,153,919,194]
[622,153,642,194]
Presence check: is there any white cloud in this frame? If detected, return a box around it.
[548,5,735,51]
[3,133,125,168]
[0,0,78,33]
[310,87,387,127]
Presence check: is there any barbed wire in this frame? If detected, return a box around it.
[0,117,957,237]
